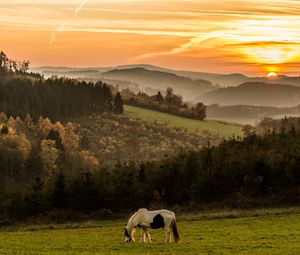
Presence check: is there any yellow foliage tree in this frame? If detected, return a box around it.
[40,139,58,180]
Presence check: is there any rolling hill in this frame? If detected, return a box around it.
[32,65,300,89]
[200,82,300,107]
[102,68,215,100]
[30,66,111,79]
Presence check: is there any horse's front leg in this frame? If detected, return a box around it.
[146,230,152,243]
[141,227,152,243]
[140,227,147,243]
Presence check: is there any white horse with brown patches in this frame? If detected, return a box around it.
[124,208,180,243]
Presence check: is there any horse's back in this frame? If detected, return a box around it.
[155,209,175,217]
[147,209,176,221]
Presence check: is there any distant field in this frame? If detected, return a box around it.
[1,211,300,255]
[125,105,242,137]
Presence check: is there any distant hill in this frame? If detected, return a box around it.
[101,68,215,100]
[30,66,111,78]
[31,64,300,88]
[273,76,300,87]
[201,82,300,107]
[112,64,249,87]
[115,65,300,88]
[206,104,300,124]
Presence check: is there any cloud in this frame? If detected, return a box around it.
[2,0,300,74]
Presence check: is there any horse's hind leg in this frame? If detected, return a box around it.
[165,231,171,243]
[165,227,171,243]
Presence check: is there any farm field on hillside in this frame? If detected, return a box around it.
[1,212,300,255]
[125,105,242,138]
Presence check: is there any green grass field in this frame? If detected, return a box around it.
[124,105,242,138]
[1,211,300,255]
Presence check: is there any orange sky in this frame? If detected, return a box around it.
[1,0,300,75]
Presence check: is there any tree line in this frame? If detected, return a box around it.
[0,51,30,74]
[122,87,206,120]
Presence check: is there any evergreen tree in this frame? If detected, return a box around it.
[0,51,8,72]
[24,178,48,215]
[47,128,64,151]
[114,92,124,114]
[155,91,164,103]
[51,172,68,209]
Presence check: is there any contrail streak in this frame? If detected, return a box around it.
[49,22,67,48]
[49,0,90,47]
[75,0,90,16]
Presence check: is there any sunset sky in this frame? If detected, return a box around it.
[1,0,300,75]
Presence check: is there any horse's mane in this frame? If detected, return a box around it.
[128,208,147,223]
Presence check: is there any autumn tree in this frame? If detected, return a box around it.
[64,122,79,153]
[242,124,255,136]
[195,102,206,120]
[40,139,59,180]
[0,133,31,182]
[36,117,53,138]
[0,112,7,124]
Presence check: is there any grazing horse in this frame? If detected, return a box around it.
[124,208,180,243]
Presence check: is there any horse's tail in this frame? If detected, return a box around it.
[171,218,180,243]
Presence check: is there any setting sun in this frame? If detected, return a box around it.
[267,72,278,78]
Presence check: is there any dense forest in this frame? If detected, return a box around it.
[0,76,124,120]
[1,118,300,221]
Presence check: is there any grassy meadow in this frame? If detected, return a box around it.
[124,105,243,138]
[1,209,300,255]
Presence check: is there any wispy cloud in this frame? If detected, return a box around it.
[1,0,300,74]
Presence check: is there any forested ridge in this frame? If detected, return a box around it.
[0,76,124,120]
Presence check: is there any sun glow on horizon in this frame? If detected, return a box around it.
[267,72,278,78]
[243,45,299,65]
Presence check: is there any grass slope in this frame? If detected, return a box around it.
[125,105,242,138]
[1,212,300,255]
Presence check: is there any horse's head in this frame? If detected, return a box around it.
[124,228,132,242]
